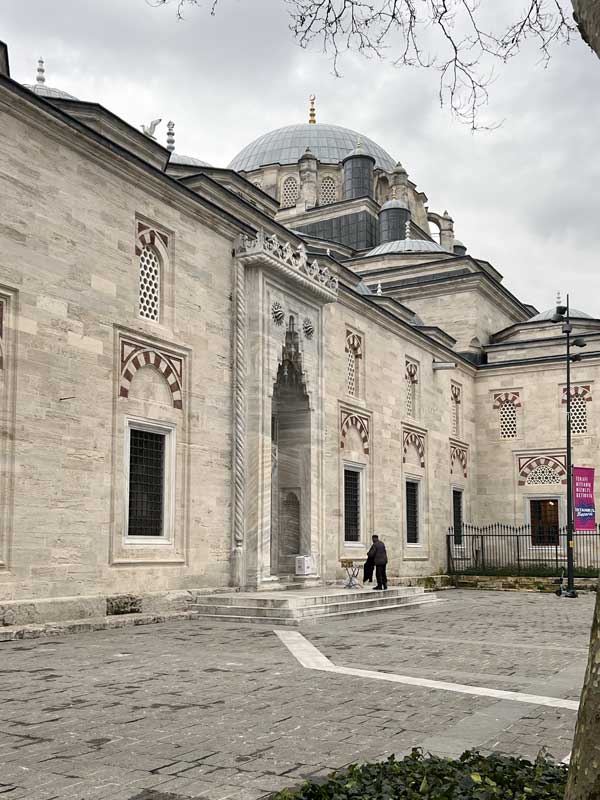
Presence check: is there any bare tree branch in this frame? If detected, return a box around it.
[150,0,576,128]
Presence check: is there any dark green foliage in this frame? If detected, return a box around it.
[271,750,567,800]
[106,594,142,616]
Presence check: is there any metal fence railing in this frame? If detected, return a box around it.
[447,523,600,578]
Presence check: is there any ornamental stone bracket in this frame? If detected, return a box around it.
[235,230,338,303]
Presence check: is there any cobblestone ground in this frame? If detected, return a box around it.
[0,590,594,800]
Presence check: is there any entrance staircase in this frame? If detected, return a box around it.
[186,586,440,626]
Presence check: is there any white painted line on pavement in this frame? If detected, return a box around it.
[274,629,335,670]
[275,629,580,712]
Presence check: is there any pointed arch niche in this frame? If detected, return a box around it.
[270,316,311,577]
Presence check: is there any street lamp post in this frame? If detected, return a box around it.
[552,294,586,598]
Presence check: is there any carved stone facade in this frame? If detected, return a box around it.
[2,49,600,610]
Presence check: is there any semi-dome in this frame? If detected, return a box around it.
[24,58,78,100]
[367,238,448,256]
[528,307,593,322]
[229,123,396,173]
[169,153,211,168]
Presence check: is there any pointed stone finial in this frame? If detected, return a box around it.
[308,94,316,124]
[166,120,175,152]
[36,57,45,85]
[376,281,382,296]
[405,219,411,240]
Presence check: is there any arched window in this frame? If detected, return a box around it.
[405,361,418,418]
[570,393,588,434]
[451,383,461,437]
[138,245,161,322]
[345,332,362,397]
[498,400,517,439]
[281,176,299,208]
[526,465,561,485]
[319,176,337,206]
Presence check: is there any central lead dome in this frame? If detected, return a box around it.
[228,123,396,172]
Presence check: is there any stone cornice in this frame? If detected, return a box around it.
[235,230,338,303]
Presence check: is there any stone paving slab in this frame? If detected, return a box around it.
[0,590,594,799]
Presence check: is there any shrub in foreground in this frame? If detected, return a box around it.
[272,749,567,800]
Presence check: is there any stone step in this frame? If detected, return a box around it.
[189,586,425,610]
[189,593,440,625]
[189,590,431,619]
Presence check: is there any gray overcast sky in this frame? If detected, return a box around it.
[2,0,599,315]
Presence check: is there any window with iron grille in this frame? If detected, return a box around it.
[319,176,337,205]
[138,245,161,322]
[344,468,361,542]
[406,480,419,544]
[570,393,588,434]
[281,176,299,208]
[530,499,559,546]
[452,489,463,545]
[499,400,517,439]
[128,428,165,536]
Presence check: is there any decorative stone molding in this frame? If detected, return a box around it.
[119,339,183,409]
[518,455,567,486]
[562,384,592,404]
[451,383,461,404]
[271,301,285,326]
[493,391,521,409]
[235,230,338,302]
[302,317,315,340]
[340,411,370,455]
[403,430,425,467]
[450,444,468,478]
[135,221,169,256]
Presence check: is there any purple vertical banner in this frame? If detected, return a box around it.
[574,466,595,531]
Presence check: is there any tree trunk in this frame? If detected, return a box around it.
[572,0,600,60]
[564,587,600,800]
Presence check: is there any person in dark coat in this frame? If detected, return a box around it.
[363,552,375,584]
[367,535,388,590]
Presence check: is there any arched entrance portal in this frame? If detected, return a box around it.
[271,318,311,576]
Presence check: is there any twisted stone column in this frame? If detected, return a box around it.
[231,259,246,587]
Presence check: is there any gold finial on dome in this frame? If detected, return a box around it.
[308,94,316,124]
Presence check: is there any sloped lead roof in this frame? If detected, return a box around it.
[367,239,449,256]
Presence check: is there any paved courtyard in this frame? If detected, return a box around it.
[0,590,594,800]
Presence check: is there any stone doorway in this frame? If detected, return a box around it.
[270,318,311,576]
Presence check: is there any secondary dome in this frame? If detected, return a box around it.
[229,123,395,173]
[367,239,448,256]
[24,58,78,100]
[528,307,593,322]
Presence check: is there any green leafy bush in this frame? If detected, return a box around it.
[271,750,567,800]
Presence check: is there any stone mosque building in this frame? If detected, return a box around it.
[1,42,600,614]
